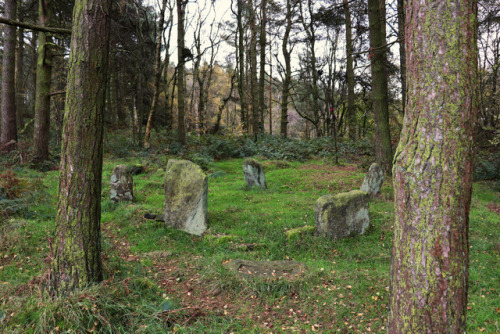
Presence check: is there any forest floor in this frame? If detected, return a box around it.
[0,153,498,333]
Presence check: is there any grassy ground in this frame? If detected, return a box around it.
[0,154,498,333]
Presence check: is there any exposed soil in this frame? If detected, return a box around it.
[486,202,500,215]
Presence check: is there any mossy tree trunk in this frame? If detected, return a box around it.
[33,0,54,162]
[1,0,18,151]
[388,0,478,332]
[368,0,393,175]
[51,0,112,293]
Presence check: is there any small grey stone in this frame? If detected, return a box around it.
[110,164,134,202]
[243,158,266,189]
[360,163,384,196]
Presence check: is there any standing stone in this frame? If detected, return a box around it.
[360,162,384,196]
[315,190,370,240]
[243,158,266,189]
[110,165,134,202]
[163,159,207,236]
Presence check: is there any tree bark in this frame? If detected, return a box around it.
[1,0,18,151]
[177,0,186,144]
[236,0,248,133]
[280,0,293,138]
[299,0,321,137]
[388,0,478,332]
[368,0,393,175]
[259,0,267,132]
[33,0,54,162]
[27,31,39,120]
[144,0,168,148]
[15,18,25,129]
[343,0,356,140]
[133,70,144,145]
[249,0,259,135]
[397,0,406,116]
[51,0,112,293]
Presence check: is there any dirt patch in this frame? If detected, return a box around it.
[486,202,500,215]
[225,259,307,281]
[102,222,139,262]
[295,164,363,192]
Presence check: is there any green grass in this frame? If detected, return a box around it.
[0,155,498,333]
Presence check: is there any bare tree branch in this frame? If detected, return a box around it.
[0,16,71,35]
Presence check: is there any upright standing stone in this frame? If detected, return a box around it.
[315,190,370,240]
[360,162,384,196]
[110,165,134,202]
[243,158,266,189]
[163,159,208,236]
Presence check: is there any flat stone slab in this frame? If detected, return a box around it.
[225,259,307,281]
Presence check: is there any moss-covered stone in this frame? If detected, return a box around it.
[204,234,237,245]
[243,158,267,189]
[315,190,370,240]
[284,226,315,240]
[163,159,207,236]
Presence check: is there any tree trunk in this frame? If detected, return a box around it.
[343,0,356,140]
[177,0,186,144]
[388,0,478,331]
[237,0,248,133]
[115,71,126,125]
[397,0,406,116]
[249,0,259,135]
[259,0,267,132]
[27,31,38,120]
[269,41,273,135]
[15,21,25,129]
[144,0,167,148]
[368,0,393,175]
[300,0,321,137]
[133,70,144,145]
[280,0,292,138]
[1,0,18,151]
[51,0,112,293]
[33,0,54,162]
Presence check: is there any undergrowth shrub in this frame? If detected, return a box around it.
[0,171,48,222]
[0,169,25,199]
[104,129,375,164]
[474,151,500,181]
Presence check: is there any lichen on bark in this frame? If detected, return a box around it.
[388,0,478,332]
[51,0,112,294]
